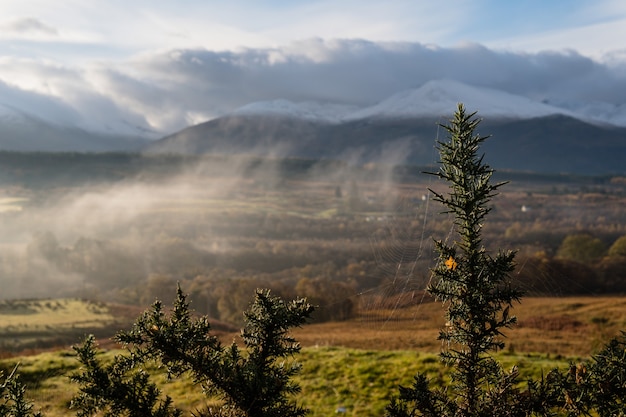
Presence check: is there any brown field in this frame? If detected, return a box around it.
[2,296,622,358]
[0,296,626,357]
[290,296,626,357]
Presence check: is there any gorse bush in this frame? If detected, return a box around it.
[70,335,181,417]
[71,286,314,417]
[385,104,626,417]
[0,366,41,417]
[385,104,524,417]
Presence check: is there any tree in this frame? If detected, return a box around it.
[295,277,356,322]
[608,235,626,258]
[557,233,606,264]
[72,286,314,417]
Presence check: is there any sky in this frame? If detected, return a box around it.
[0,0,625,137]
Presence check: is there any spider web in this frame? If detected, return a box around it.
[347,124,577,334]
[351,123,452,331]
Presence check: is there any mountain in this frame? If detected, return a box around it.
[344,80,580,121]
[1,78,624,175]
[147,81,626,175]
[233,80,623,126]
[0,104,148,152]
[146,113,626,175]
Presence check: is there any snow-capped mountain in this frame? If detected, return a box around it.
[542,98,626,128]
[230,79,626,128]
[149,79,626,175]
[1,77,625,175]
[0,103,147,152]
[344,80,579,121]
[234,99,360,123]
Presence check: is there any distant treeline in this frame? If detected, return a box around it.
[19,226,626,325]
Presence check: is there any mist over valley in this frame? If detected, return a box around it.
[3,4,626,416]
[0,149,624,331]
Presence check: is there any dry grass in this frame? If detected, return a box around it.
[3,295,623,417]
[291,296,626,356]
[1,296,622,357]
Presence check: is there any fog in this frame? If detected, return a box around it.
[0,152,415,306]
[1,145,623,326]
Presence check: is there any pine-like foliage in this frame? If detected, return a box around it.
[428,104,523,415]
[70,335,182,417]
[72,286,314,417]
[536,332,626,416]
[386,104,524,417]
[384,104,626,417]
[0,366,42,417]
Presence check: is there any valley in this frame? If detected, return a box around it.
[0,151,624,329]
[0,150,624,416]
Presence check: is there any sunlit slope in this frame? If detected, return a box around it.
[0,298,136,351]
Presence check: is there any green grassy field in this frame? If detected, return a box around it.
[1,345,574,417]
[0,298,137,353]
[0,296,615,416]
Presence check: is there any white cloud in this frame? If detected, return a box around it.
[0,39,624,136]
[0,17,58,38]
[486,18,626,60]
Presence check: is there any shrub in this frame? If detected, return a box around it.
[0,365,42,417]
[71,286,314,417]
[385,104,626,417]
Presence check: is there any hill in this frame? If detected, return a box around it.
[0,104,147,152]
[146,113,626,175]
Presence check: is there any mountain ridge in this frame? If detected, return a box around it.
[1,79,625,175]
[146,112,626,175]
[232,80,624,128]
[0,103,148,152]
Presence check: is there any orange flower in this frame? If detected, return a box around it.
[445,256,458,271]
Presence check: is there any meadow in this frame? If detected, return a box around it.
[0,295,622,416]
[0,342,574,417]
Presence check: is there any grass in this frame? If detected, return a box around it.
[0,295,624,415]
[1,296,622,357]
[0,298,134,353]
[293,295,626,356]
[1,346,575,417]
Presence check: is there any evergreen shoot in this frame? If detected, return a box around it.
[72,286,314,417]
[386,104,523,417]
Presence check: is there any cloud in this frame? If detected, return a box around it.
[0,58,153,135]
[0,17,58,38]
[130,39,626,113]
[0,39,625,136]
